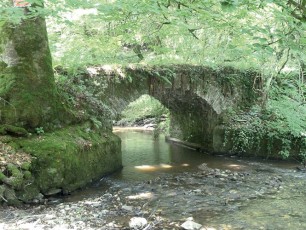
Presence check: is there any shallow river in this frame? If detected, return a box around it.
[113,128,254,181]
[1,128,306,230]
[67,128,306,229]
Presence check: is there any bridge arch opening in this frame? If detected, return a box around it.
[113,89,220,153]
[114,94,169,131]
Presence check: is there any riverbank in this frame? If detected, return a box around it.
[0,124,122,205]
[0,159,305,230]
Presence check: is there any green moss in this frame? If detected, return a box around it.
[2,164,24,190]
[0,125,28,136]
[213,115,305,160]
[7,163,22,177]
[4,187,21,206]
[4,177,24,190]
[0,124,121,204]
[0,172,6,181]
[0,19,78,131]
[14,124,122,193]
[21,162,31,171]
[23,171,32,180]
[16,184,40,202]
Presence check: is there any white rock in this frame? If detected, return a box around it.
[129,217,148,229]
[192,189,202,194]
[44,214,56,220]
[122,205,133,212]
[100,210,109,215]
[181,220,202,230]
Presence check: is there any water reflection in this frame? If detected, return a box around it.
[112,129,251,181]
[65,128,300,212]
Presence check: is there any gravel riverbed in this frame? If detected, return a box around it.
[0,163,305,230]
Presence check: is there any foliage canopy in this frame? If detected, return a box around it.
[0,1,305,72]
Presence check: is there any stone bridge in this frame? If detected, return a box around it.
[84,64,260,152]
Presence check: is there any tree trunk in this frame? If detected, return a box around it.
[0,7,74,130]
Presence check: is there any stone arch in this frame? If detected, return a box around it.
[85,65,259,152]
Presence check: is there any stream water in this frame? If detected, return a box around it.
[1,128,306,230]
[113,128,252,181]
[64,128,257,200]
[64,128,306,229]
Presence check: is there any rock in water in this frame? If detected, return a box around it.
[181,220,202,230]
[198,163,211,171]
[44,188,62,196]
[122,205,133,212]
[129,217,148,229]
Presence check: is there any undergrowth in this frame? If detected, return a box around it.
[55,70,113,132]
[224,73,306,162]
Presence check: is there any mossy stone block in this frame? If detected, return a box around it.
[14,124,122,194]
[0,125,28,136]
[16,184,40,202]
[21,162,31,171]
[23,171,32,180]
[4,187,21,206]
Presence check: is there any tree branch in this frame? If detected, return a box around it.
[277,48,291,75]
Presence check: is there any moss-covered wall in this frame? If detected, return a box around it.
[0,123,122,205]
[19,125,121,193]
[213,125,305,159]
[0,13,123,205]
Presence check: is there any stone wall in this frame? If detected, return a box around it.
[82,65,259,152]
[0,123,122,205]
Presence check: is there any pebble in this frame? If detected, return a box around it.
[129,217,148,229]
[44,214,56,220]
[100,210,109,215]
[181,220,202,230]
[0,162,297,230]
[122,205,133,212]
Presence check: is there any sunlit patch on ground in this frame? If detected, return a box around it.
[126,192,154,200]
[226,164,246,170]
[160,164,172,169]
[134,165,156,171]
[134,164,173,171]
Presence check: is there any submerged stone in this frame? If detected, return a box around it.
[44,188,62,196]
